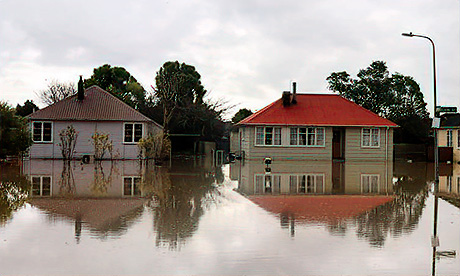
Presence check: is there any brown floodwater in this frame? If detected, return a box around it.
[0,158,459,275]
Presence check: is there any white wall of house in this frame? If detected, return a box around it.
[29,120,161,159]
[230,125,394,161]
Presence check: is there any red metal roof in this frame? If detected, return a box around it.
[249,195,395,223]
[238,94,398,127]
[28,86,160,125]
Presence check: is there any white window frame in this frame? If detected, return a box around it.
[361,174,380,193]
[457,130,460,149]
[447,129,453,147]
[289,127,325,147]
[361,128,380,148]
[123,123,144,144]
[31,175,52,197]
[254,126,282,146]
[289,173,325,194]
[32,121,53,143]
[254,174,281,194]
[123,176,142,196]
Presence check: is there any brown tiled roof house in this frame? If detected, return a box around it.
[28,85,162,159]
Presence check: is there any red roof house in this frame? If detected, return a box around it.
[231,87,397,161]
[28,85,162,159]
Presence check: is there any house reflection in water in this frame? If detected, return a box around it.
[439,162,460,208]
[22,159,224,248]
[231,159,428,247]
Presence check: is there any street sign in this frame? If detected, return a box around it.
[436,106,457,113]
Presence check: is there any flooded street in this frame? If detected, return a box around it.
[0,159,459,275]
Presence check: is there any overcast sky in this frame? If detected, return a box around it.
[1,0,459,118]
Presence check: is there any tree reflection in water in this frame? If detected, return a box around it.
[58,161,75,196]
[143,159,224,250]
[352,173,429,247]
[0,163,30,226]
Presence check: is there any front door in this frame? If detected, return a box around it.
[332,128,345,160]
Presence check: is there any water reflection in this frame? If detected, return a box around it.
[231,159,430,247]
[21,158,224,248]
[0,163,30,226]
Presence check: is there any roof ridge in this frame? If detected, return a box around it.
[84,86,158,125]
[237,98,280,125]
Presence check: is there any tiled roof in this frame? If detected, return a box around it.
[238,94,398,127]
[28,86,161,126]
[249,195,395,223]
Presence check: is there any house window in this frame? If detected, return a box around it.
[255,127,282,146]
[447,130,453,147]
[289,174,324,194]
[362,128,380,147]
[361,174,379,193]
[123,176,141,196]
[124,123,143,143]
[254,174,281,194]
[31,176,51,196]
[290,127,324,146]
[32,122,52,142]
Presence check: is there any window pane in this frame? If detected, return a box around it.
[264,175,272,193]
[299,175,306,193]
[362,129,370,147]
[265,127,273,145]
[274,128,281,145]
[256,127,264,145]
[447,130,453,147]
[43,123,52,141]
[317,128,324,146]
[42,177,51,196]
[307,128,315,146]
[123,177,132,196]
[299,128,307,145]
[306,175,313,193]
[289,176,297,193]
[124,124,133,143]
[32,177,41,195]
[371,129,379,147]
[290,128,298,145]
[273,175,281,193]
[33,122,42,142]
[371,176,379,193]
[133,177,141,195]
[134,124,143,142]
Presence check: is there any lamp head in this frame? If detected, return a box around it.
[402,32,414,37]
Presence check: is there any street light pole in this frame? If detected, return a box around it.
[402,32,439,276]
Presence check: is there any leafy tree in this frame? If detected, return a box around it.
[153,61,207,133]
[16,100,39,117]
[37,80,76,105]
[0,102,32,158]
[327,61,430,143]
[84,64,147,110]
[232,108,253,124]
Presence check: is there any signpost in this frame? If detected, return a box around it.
[436,106,457,114]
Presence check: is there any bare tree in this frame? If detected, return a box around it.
[37,80,76,106]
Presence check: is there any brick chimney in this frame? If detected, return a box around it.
[291,82,297,104]
[77,75,84,101]
[282,91,291,106]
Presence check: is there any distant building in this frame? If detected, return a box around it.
[437,113,460,162]
[27,85,162,159]
[231,84,398,161]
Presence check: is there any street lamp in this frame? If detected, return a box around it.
[402,32,439,276]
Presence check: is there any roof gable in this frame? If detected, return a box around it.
[238,94,398,127]
[28,86,161,126]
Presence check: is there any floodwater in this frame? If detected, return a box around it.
[0,158,459,275]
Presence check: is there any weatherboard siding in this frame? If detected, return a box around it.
[239,126,332,161]
[344,127,393,162]
[29,120,160,159]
